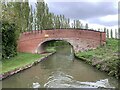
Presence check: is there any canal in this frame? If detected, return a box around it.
[2,45,119,88]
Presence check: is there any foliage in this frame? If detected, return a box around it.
[71,20,83,29]
[20,1,30,32]
[1,1,31,59]
[115,29,118,39]
[45,41,70,53]
[75,39,119,79]
[85,23,88,29]
[110,29,113,38]
[29,5,33,31]
[104,27,106,32]
[1,1,30,33]
[46,47,56,53]
[107,29,109,38]
[2,21,17,59]
[47,41,69,47]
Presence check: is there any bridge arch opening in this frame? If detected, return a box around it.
[36,39,74,54]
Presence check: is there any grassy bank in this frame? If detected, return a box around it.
[75,38,119,79]
[1,52,48,74]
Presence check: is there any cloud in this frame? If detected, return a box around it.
[47,2,117,19]
[100,15,117,22]
[88,14,118,26]
[46,1,118,26]
[89,18,117,26]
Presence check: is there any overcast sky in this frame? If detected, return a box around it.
[30,0,118,29]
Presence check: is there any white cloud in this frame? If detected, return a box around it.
[100,14,118,22]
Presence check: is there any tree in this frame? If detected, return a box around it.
[98,28,100,31]
[42,3,50,29]
[75,20,81,29]
[36,0,54,31]
[115,29,118,39]
[107,29,109,38]
[63,18,70,29]
[117,27,120,39]
[47,13,54,29]
[1,2,15,23]
[33,9,37,31]
[110,29,113,38]
[85,23,88,29]
[13,2,22,34]
[73,20,76,29]
[80,23,83,29]
[29,5,33,32]
[1,2,27,36]
[104,27,107,37]
[67,18,70,28]
[56,15,61,29]
[104,27,106,32]
[71,23,74,28]
[21,1,30,32]
[2,21,17,59]
[36,1,45,32]
[59,15,63,29]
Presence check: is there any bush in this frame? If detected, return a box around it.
[2,21,17,59]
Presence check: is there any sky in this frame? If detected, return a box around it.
[30,0,118,30]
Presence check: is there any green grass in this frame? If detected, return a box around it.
[1,52,47,74]
[76,39,118,58]
[75,38,119,78]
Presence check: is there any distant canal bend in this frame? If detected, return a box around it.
[2,44,119,88]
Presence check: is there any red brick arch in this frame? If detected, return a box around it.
[35,38,75,53]
[18,29,106,53]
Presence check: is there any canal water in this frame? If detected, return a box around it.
[2,45,119,88]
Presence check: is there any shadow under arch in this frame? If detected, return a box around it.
[35,38,75,54]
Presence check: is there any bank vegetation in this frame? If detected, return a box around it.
[75,39,120,79]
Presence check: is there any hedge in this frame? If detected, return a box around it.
[1,21,17,59]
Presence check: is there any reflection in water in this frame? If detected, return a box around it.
[2,45,119,88]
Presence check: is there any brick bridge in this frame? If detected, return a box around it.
[18,29,106,53]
